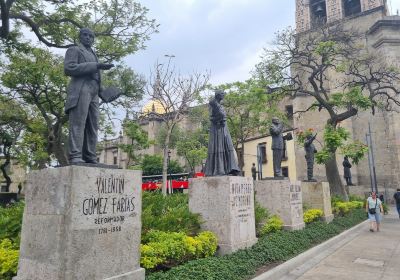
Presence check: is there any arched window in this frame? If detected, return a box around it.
[343,0,361,17]
[310,0,327,26]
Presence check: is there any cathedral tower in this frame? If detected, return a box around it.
[292,0,400,197]
[296,0,387,33]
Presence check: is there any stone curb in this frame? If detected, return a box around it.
[252,219,369,280]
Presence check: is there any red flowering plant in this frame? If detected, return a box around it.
[295,128,315,145]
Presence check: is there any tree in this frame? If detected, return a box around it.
[119,120,151,168]
[0,0,158,62]
[219,80,284,171]
[256,25,400,199]
[0,47,145,167]
[147,58,209,195]
[0,97,25,190]
[141,154,183,177]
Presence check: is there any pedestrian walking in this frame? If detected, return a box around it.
[366,191,384,232]
[394,188,400,218]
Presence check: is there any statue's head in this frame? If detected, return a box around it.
[344,155,348,160]
[214,89,225,101]
[79,28,95,48]
[272,117,280,124]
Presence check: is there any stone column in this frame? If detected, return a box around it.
[301,181,334,223]
[14,166,144,280]
[255,179,305,231]
[189,176,257,255]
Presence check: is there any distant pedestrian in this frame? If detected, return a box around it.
[366,191,384,232]
[394,188,400,218]
[343,156,354,186]
[251,163,257,181]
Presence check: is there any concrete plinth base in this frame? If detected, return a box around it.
[255,179,305,231]
[189,176,257,255]
[301,181,334,223]
[14,166,144,280]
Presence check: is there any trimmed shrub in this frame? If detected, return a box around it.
[0,202,24,245]
[303,209,323,224]
[0,239,19,280]
[146,209,366,280]
[259,215,283,236]
[140,230,217,270]
[255,202,269,236]
[332,200,363,216]
[142,192,202,240]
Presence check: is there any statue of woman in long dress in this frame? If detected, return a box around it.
[204,90,240,176]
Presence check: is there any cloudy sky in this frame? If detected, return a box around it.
[127,0,400,86]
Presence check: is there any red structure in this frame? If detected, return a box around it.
[141,172,204,191]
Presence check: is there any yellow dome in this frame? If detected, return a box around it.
[142,99,166,115]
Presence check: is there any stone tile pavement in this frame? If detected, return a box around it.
[282,207,400,280]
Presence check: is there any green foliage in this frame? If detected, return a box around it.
[176,130,208,174]
[0,239,19,279]
[146,209,366,280]
[0,202,24,245]
[259,215,283,236]
[295,128,316,145]
[340,142,369,164]
[142,192,202,239]
[218,80,285,151]
[156,125,182,150]
[315,125,367,165]
[348,194,365,202]
[141,155,183,176]
[141,230,217,270]
[331,196,363,216]
[1,0,158,62]
[382,202,389,214]
[255,202,269,236]
[329,87,373,111]
[119,121,151,167]
[303,209,324,224]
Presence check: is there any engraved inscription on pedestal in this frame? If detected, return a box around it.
[290,182,302,221]
[189,176,257,255]
[75,174,137,235]
[255,179,305,231]
[15,166,145,280]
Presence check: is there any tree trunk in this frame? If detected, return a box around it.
[0,146,12,192]
[325,154,349,201]
[239,141,244,173]
[162,129,172,196]
[53,140,68,166]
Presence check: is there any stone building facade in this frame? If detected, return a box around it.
[294,0,400,198]
[97,100,195,170]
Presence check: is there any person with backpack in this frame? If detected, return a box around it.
[366,191,384,232]
[393,188,400,218]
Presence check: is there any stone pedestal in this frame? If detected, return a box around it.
[255,179,305,230]
[14,166,144,280]
[301,181,334,223]
[189,176,257,255]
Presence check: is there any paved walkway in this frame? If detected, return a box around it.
[281,207,400,280]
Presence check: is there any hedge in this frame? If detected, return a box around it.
[146,208,366,280]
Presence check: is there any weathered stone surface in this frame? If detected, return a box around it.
[255,179,305,230]
[301,181,334,223]
[189,176,257,255]
[14,166,144,280]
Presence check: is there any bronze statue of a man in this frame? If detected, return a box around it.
[270,117,284,177]
[204,90,240,176]
[304,133,317,181]
[64,28,114,164]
